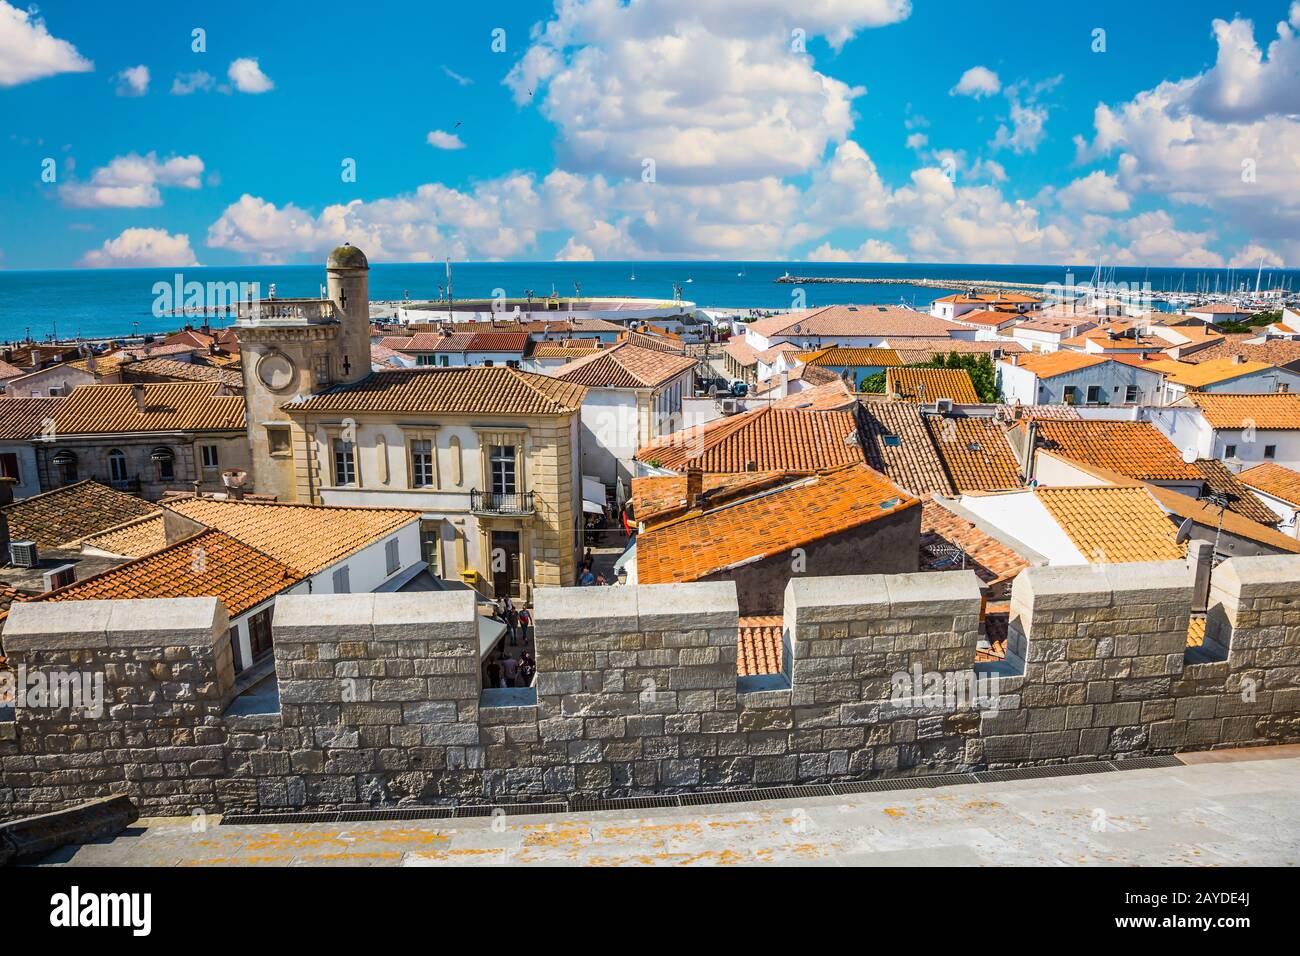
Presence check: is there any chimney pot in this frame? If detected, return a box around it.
[685,467,704,509]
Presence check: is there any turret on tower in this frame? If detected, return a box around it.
[325,243,370,384]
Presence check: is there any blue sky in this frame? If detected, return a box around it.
[2,0,1300,268]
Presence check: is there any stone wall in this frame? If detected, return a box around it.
[2,556,1299,820]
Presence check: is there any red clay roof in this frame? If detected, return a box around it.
[289,367,586,416]
[635,463,917,585]
[1031,419,1202,481]
[550,341,696,388]
[635,406,862,474]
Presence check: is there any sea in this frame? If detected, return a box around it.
[1,260,1296,344]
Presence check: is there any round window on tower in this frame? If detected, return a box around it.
[257,350,296,391]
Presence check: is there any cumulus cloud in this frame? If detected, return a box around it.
[114,64,148,96]
[59,153,205,208]
[1186,7,1300,121]
[1057,170,1131,213]
[501,0,907,184]
[78,228,199,268]
[427,130,465,150]
[170,70,214,95]
[806,238,905,262]
[950,65,1000,98]
[0,0,92,87]
[228,57,273,94]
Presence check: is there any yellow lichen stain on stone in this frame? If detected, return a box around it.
[881,807,907,818]
[522,824,592,848]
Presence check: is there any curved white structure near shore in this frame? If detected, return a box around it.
[392,295,698,327]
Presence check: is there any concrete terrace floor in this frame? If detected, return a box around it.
[38,750,1300,867]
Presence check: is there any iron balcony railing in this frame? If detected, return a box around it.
[470,490,535,515]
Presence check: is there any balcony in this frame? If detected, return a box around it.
[236,298,337,324]
[470,490,535,516]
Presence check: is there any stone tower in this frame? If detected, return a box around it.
[237,244,372,502]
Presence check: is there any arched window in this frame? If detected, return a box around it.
[150,446,175,481]
[107,449,128,483]
[52,449,77,486]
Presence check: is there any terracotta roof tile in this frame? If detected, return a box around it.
[52,382,245,434]
[1186,392,1300,430]
[798,347,904,368]
[79,513,168,558]
[1034,486,1185,563]
[927,416,1022,492]
[635,463,917,585]
[858,403,955,496]
[737,615,783,677]
[619,330,686,354]
[920,500,1030,594]
[163,498,422,575]
[1032,419,1202,481]
[121,358,243,389]
[1007,351,1110,379]
[886,367,981,404]
[1142,482,1300,554]
[551,342,696,388]
[1145,357,1277,388]
[893,339,1026,364]
[38,528,302,617]
[0,396,63,440]
[290,367,586,416]
[1194,459,1283,524]
[1180,337,1300,369]
[631,471,790,525]
[770,379,857,411]
[2,480,161,549]
[746,305,958,339]
[722,336,759,367]
[635,406,862,474]
[1238,462,1300,508]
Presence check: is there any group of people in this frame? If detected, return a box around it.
[485,650,535,689]
[492,596,530,645]
[578,547,613,586]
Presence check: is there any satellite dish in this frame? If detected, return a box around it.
[1181,447,1197,464]
[1175,517,1194,545]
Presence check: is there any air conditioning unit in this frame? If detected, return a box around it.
[42,563,76,592]
[935,398,955,414]
[48,385,63,397]
[719,398,739,415]
[9,540,39,568]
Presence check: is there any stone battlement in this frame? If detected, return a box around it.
[2,556,1298,819]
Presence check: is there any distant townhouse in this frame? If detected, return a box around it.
[548,341,696,488]
[33,382,250,500]
[281,365,587,601]
[929,291,1042,321]
[1180,336,1300,373]
[774,346,903,390]
[941,308,1022,336]
[377,330,534,368]
[1006,316,1098,354]
[1145,357,1300,403]
[1182,303,1257,325]
[1059,322,1168,355]
[998,351,1163,407]
[740,305,970,353]
[1150,393,1300,470]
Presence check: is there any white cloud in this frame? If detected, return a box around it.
[442,66,472,86]
[1228,241,1286,269]
[502,0,907,185]
[78,228,199,268]
[228,57,273,94]
[1186,8,1300,121]
[427,129,465,150]
[114,64,149,96]
[806,238,905,262]
[0,0,92,87]
[556,237,595,260]
[992,99,1047,154]
[1057,170,1131,213]
[905,132,928,150]
[170,70,213,95]
[59,153,205,208]
[950,65,1000,98]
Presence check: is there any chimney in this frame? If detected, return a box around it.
[130,383,147,413]
[0,476,14,564]
[1232,353,1244,364]
[30,349,39,368]
[1020,419,1039,480]
[685,467,704,509]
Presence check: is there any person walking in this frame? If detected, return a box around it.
[485,655,502,690]
[502,654,520,688]
[519,653,536,687]
[506,602,520,646]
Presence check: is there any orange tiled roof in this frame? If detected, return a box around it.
[52,382,245,435]
[737,615,783,677]
[631,471,790,526]
[531,345,603,359]
[1034,486,1185,563]
[893,339,1026,365]
[1180,337,1300,369]
[620,330,686,354]
[953,309,1019,327]
[1185,392,1300,430]
[722,336,759,367]
[1008,351,1110,379]
[163,498,422,575]
[886,366,980,404]
[0,396,64,440]
[1031,419,1202,481]
[1145,357,1276,388]
[858,403,956,496]
[926,415,1022,492]
[920,499,1031,593]
[1193,459,1283,524]
[1,480,161,549]
[550,341,696,388]
[634,406,862,474]
[797,347,903,368]
[121,358,243,389]
[1238,462,1300,508]
[79,513,168,558]
[635,463,917,585]
[38,528,302,617]
[770,379,857,411]
[1143,482,1300,554]
[290,366,586,416]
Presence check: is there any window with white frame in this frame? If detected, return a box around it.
[333,439,357,486]
[201,444,220,469]
[410,438,434,488]
[490,444,517,494]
